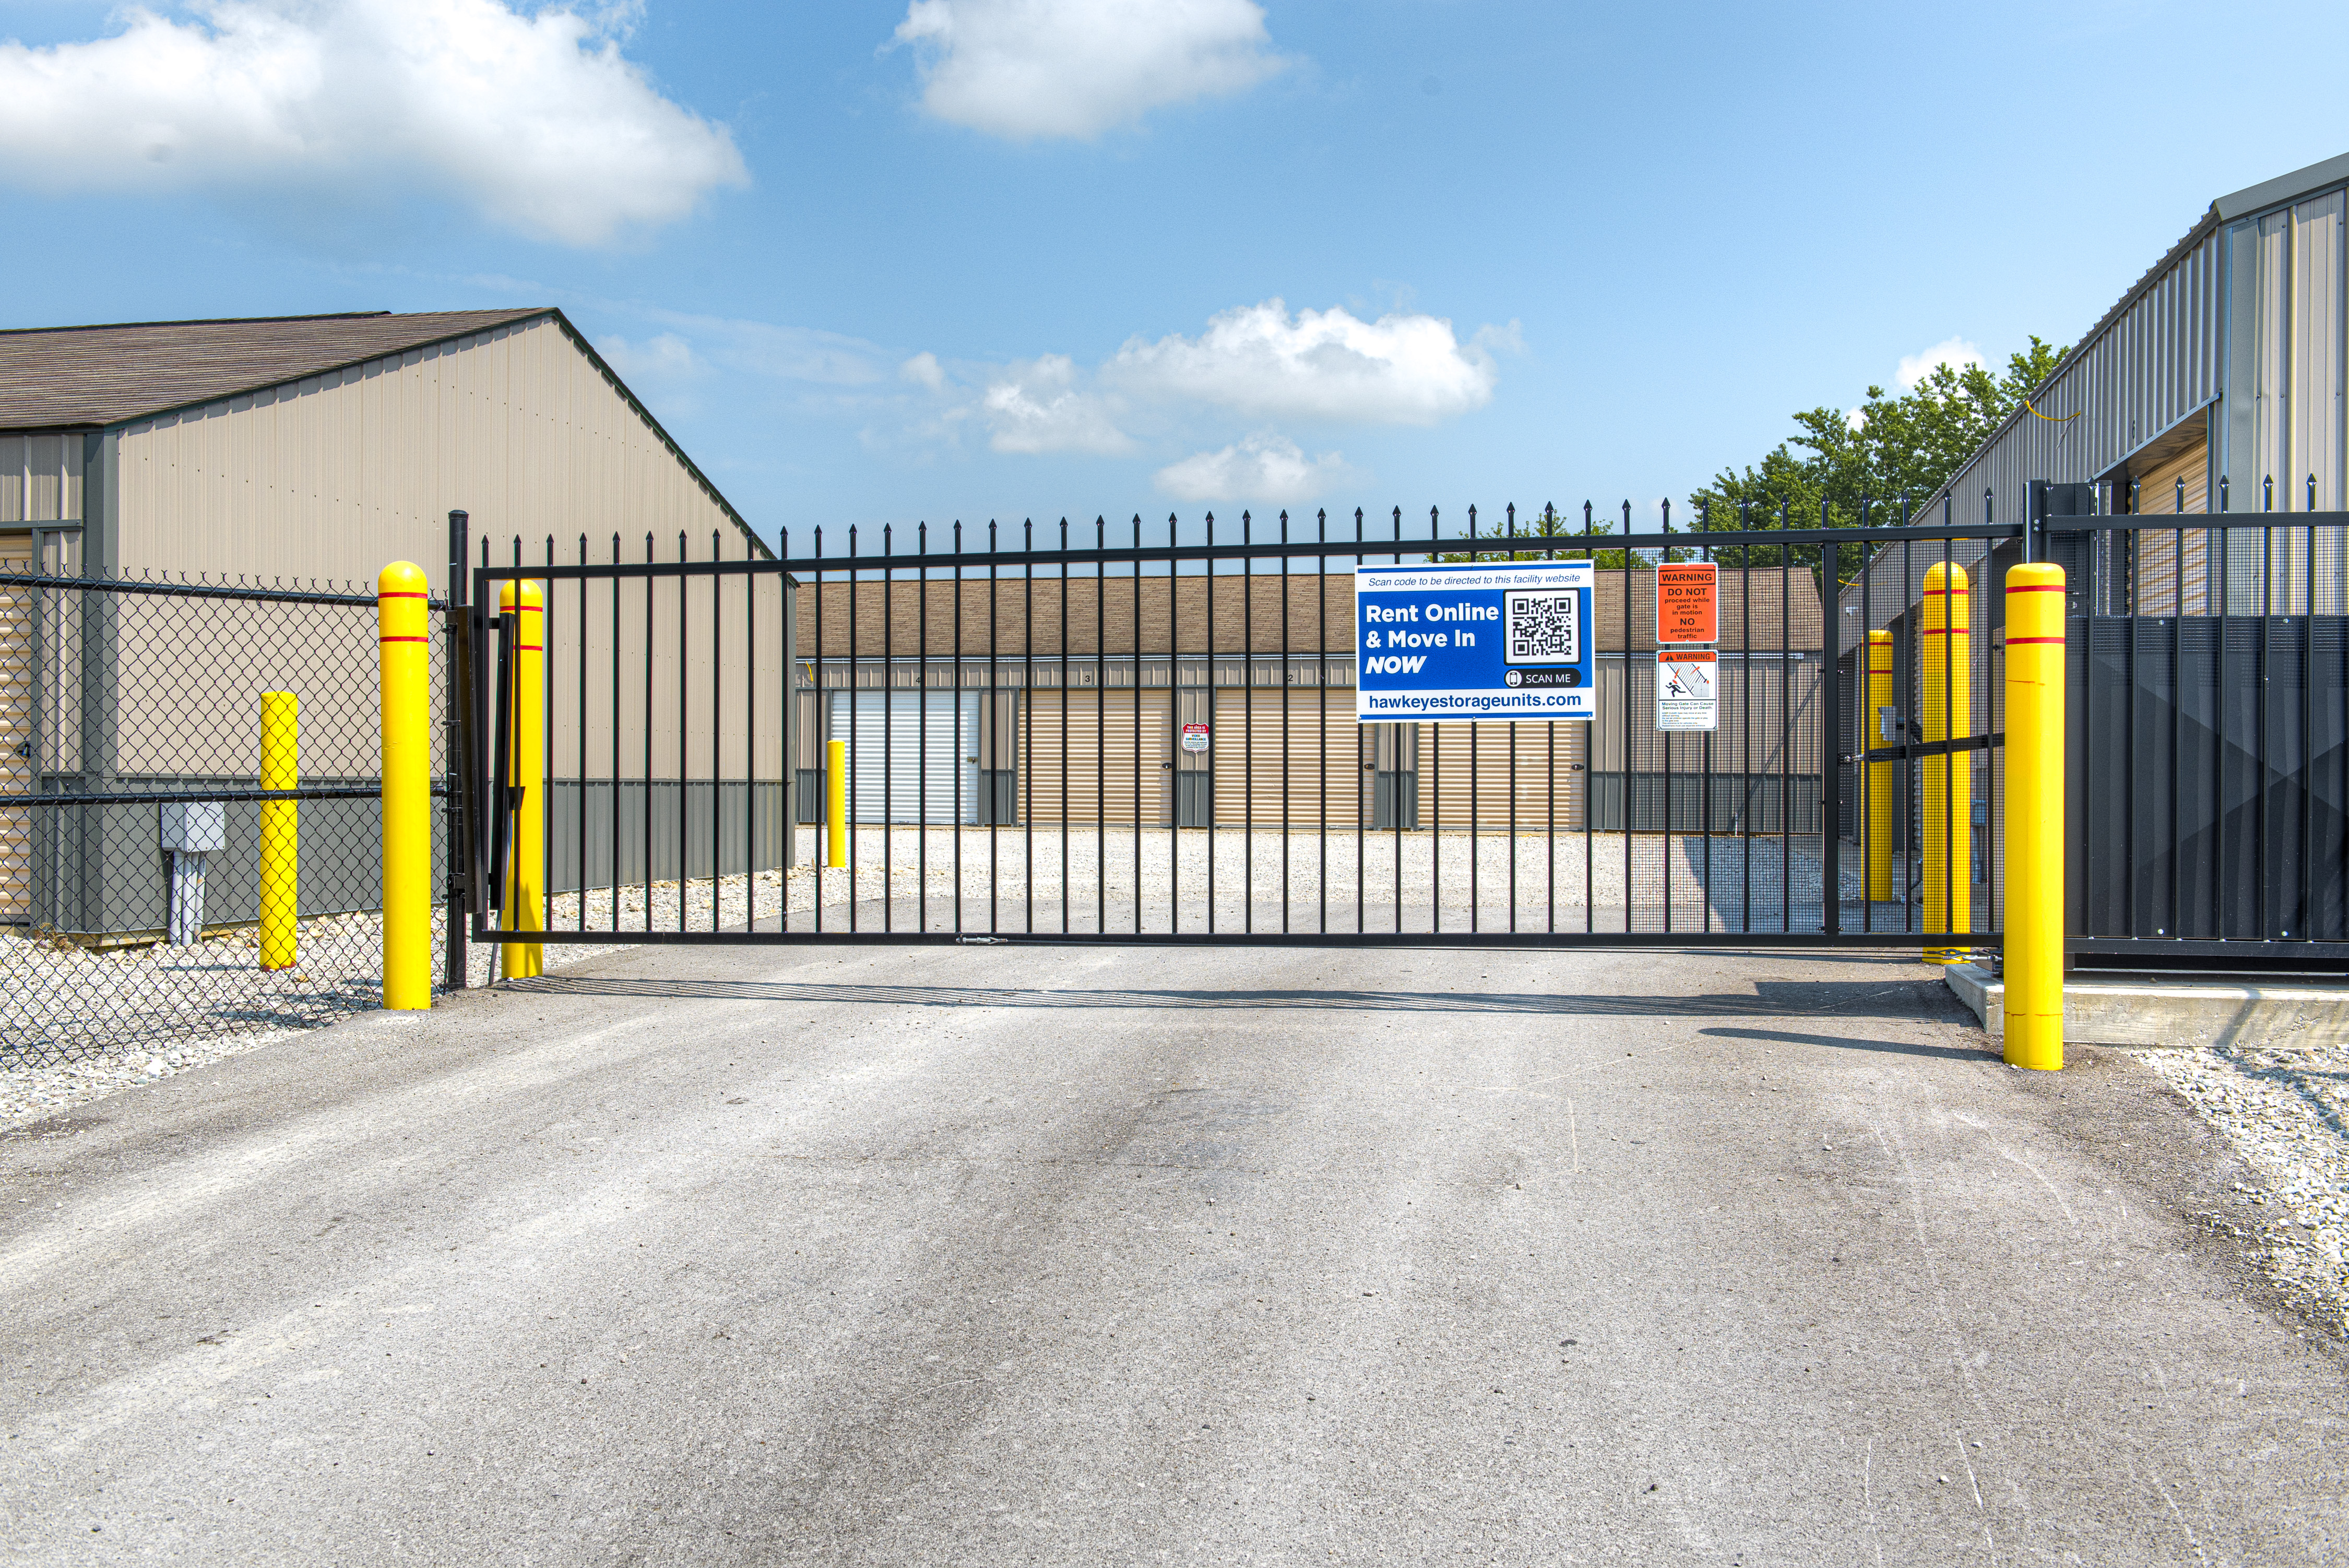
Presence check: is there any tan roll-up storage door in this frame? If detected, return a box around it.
[1023,689,1172,826]
[2132,439,2212,614]
[0,533,30,923]
[1425,719,1580,833]
[1214,690,1365,829]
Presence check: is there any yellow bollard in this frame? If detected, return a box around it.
[2004,562,2066,1071]
[826,737,848,869]
[259,691,299,970]
[377,562,432,1009]
[1921,563,1972,961]
[499,580,545,980]
[1865,629,1895,905]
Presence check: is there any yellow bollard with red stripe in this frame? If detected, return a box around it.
[377,562,432,1009]
[500,579,545,980]
[1865,628,1895,904]
[1921,563,1972,961]
[258,691,299,970]
[2004,563,2066,1070]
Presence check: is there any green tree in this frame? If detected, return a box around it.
[1689,337,2068,587]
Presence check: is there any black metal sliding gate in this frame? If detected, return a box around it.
[448,504,2036,961]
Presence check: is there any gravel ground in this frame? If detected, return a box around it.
[2141,1042,2349,1335]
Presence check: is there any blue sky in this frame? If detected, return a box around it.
[4,0,2346,549]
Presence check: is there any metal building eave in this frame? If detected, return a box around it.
[2214,148,2349,221]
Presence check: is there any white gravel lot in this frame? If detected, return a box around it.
[2141,1042,2349,1335]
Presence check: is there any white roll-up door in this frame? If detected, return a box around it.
[831,691,978,823]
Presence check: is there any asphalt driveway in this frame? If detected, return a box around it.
[3,941,2342,1564]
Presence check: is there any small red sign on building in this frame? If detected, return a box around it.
[1181,722,1211,753]
[1657,562,1718,644]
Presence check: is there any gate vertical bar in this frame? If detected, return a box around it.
[1820,499,1841,936]
[443,508,471,990]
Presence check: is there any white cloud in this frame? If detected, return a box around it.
[979,355,1132,454]
[1895,336,1985,391]
[899,351,947,390]
[598,331,698,382]
[1109,300,1498,424]
[0,0,747,246]
[889,0,1286,140]
[1154,434,1346,504]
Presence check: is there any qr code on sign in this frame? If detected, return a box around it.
[1505,590,1580,663]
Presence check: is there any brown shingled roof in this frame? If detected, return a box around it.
[0,308,551,429]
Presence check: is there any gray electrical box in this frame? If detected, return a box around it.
[159,801,224,853]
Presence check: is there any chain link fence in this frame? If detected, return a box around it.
[1,570,441,1064]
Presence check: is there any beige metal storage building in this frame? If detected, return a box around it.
[0,309,780,926]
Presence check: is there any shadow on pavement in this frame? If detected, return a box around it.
[1698,1024,1995,1062]
[506,972,1961,1024]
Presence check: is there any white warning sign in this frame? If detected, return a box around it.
[1656,650,1718,732]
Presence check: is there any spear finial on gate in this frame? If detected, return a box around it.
[2264,474,2274,512]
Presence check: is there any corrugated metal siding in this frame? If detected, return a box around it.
[2290,191,2344,508]
[112,317,747,597]
[551,568,791,785]
[0,434,83,523]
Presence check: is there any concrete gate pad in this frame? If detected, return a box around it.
[2,944,2342,1564]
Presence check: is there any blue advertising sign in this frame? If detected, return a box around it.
[1354,561,1596,722]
